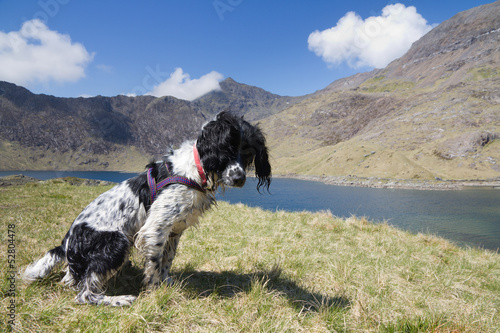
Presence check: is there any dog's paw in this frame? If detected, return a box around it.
[163,276,174,286]
[75,293,137,306]
[161,270,174,286]
[108,295,137,307]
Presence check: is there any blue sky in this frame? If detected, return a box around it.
[0,0,492,99]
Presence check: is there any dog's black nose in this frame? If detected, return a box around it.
[233,174,246,187]
[230,169,246,187]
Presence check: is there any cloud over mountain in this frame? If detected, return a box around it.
[308,3,434,69]
[0,19,94,86]
[146,68,224,101]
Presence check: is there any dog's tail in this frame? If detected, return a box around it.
[23,245,66,282]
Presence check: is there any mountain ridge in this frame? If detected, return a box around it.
[260,1,500,181]
[0,78,300,171]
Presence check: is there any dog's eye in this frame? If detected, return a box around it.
[241,147,256,166]
[241,147,256,159]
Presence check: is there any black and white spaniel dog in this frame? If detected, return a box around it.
[24,111,271,306]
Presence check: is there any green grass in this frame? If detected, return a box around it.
[1,182,500,332]
[360,77,416,93]
[467,66,500,81]
[0,140,148,172]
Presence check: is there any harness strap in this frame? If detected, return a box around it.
[147,167,206,204]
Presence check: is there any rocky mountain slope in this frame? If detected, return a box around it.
[193,78,305,122]
[0,78,298,171]
[262,1,500,181]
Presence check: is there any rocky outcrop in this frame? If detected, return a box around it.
[435,132,499,160]
[0,174,40,187]
[192,77,304,121]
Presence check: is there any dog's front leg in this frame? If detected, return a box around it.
[160,231,183,284]
[142,239,166,288]
[137,215,175,289]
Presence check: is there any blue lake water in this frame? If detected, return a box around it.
[1,171,499,251]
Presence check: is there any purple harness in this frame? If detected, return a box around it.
[147,164,206,203]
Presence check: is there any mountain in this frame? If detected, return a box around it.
[193,78,305,121]
[0,78,299,171]
[1,2,499,180]
[261,1,500,181]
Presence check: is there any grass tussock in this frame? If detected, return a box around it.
[1,182,499,332]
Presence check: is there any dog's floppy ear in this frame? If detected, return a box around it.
[254,142,271,193]
[240,119,272,192]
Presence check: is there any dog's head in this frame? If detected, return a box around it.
[196,111,271,192]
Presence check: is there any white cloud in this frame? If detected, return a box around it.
[146,68,224,101]
[96,64,113,73]
[0,19,94,86]
[308,3,434,69]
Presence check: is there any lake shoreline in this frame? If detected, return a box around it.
[2,171,500,191]
[276,173,500,191]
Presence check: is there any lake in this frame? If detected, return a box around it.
[1,170,499,251]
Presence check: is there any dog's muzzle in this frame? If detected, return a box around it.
[222,164,246,187]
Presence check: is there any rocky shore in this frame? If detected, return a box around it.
[0,174,115,187]
[279,174,500,191]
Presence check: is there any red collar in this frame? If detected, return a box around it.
[193,144,207,187]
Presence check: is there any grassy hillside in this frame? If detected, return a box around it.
[0,140,149,172]
[1,182,499,332]
[262,68,500,181]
